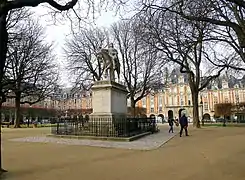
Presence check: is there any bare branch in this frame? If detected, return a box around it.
[6,0,78,11]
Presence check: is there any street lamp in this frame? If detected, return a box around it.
[28,105,32,128]
[235,89,239,123]
[200,95,204,126]
[65,110,68,119]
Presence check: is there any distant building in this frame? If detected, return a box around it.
[136,69,202,121]
[201,74,245,121]
[136,70,245,122]
[2,69,245,122]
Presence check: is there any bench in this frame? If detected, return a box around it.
[1,122,10,128]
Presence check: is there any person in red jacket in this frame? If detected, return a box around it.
[179,112,189,137]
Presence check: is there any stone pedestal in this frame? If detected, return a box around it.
[89,81,128,136]
[91,80,128,115]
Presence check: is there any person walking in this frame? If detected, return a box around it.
[174,117,179,127]
[179,112,189,137]
[168,118,174,133]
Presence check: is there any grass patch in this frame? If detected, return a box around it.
[202,123,245,127]
[5,124,57,128]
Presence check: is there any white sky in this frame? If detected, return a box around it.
[31,4,121,88]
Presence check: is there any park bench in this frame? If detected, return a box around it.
[1,122,10,128]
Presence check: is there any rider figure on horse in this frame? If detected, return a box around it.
[97,43,120,82]
[108,43,118,70]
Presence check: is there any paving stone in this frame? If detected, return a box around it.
[9,126,178,150]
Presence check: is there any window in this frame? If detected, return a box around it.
[170,96,173,106]
[158,96,162,106]
[158,106,162,113]
[180,98,184,105]
[214,96,218,104]
[188,100,191,106]
[180,86,184,93]
[86,98,91,108]
[142,98,146,107]
[236,95,239,103]
[174,87,177,93]
[170,88,173,94]
[150,95,154,107]
[150,107,154,113]
[225,97,229,103]
[204,102,208,111]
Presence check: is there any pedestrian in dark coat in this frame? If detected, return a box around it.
[179,112,189,137]
[168,118,174,133]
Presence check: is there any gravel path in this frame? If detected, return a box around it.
[9,126,177,150]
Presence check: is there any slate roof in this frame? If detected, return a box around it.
[169,67,245,89]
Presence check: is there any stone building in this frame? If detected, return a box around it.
[1,87,92,122]
[136,68,202,122]
[201,74,245,121]
[136,70,245,122]
[2,69,245,123]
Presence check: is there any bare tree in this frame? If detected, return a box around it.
[0,1,79,96]
[6,18,58,128]
[0,0,78,174]
[137,9,225,127]
[175,0,245,55]
[7,8,32,30]
[111,20,163,116]
[0,8,32,103]
[140,0,245,69]
[65,27,108,90]
[0,8,32,101]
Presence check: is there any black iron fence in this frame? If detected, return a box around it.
[51,116,158,137]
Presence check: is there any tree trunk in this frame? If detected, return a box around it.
[0,11,7,82]
[192,90,201,128]
[0,9,8,174]
[14,96,21,128]
[131,98,136,117]
[0,103,7,175]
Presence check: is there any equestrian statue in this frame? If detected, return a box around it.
[96,43,120,82]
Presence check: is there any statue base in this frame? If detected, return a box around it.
[89,113,127,136]
[91,80,128,114]
[89,81,128,136]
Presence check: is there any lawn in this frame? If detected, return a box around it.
[202,123,245,127]
[2,123,57,129]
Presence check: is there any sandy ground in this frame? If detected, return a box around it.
[1,126,245,180]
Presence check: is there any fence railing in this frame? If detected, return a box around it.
[51,117,157,137]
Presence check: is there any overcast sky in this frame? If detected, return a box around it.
[31,4,121,88]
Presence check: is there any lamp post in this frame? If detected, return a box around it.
[235,89,239,123]
[27,105,32,128]
[65,110,68,119]
[200,95,204,126]
[149,89,156,120]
